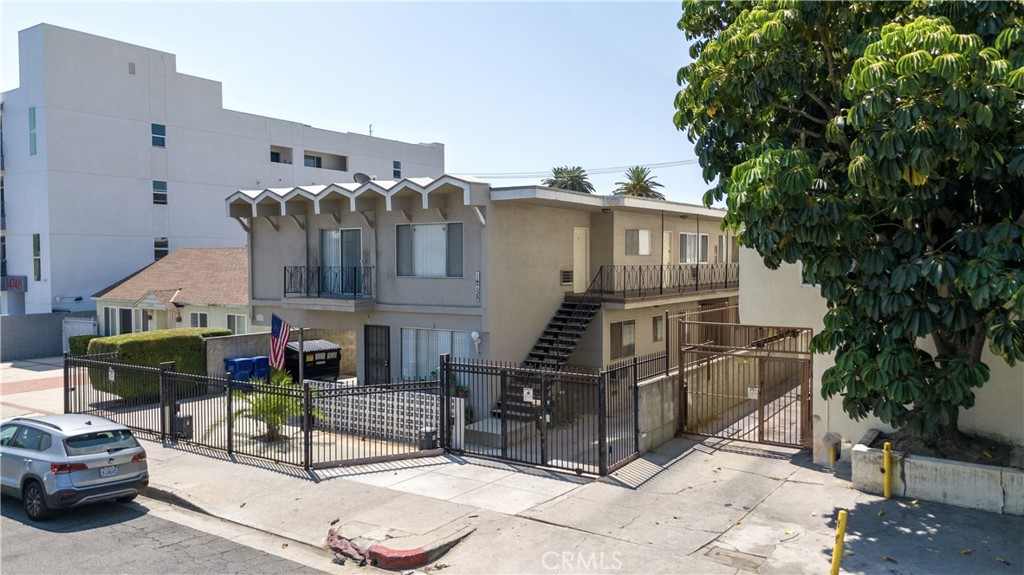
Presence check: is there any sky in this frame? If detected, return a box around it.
[1,1,712,204]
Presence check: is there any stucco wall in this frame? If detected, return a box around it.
[740,247,1024,462]
[0,312,92,361]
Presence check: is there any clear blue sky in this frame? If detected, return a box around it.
[2,2,712,204]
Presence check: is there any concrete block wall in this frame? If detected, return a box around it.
[1,311,94,361]
[638,373,680,453]
[204,328,355,379]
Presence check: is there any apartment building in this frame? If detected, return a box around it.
[227,174,739,383]
[0,24,444,316]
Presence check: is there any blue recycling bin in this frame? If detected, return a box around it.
[251,356,270,380]
[224,357,254,382]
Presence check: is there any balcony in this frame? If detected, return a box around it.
[591,263,739,301]
[284,266,374,300]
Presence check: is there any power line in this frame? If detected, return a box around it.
[463,159,700,179]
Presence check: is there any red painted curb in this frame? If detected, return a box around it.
[367,545,429,570]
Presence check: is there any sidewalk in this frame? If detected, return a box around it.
[3,357,1022,574]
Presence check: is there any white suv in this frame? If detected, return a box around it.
[0,414,149,520]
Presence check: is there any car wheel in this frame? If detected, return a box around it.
[23,481,52,521]
[115,494,137,504]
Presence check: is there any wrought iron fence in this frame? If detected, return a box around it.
[443,356,638,475]
[283,266,374,299]
[596,263,739,298]
[64,354,443,470]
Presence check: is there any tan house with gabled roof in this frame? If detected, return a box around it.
[92,247,260,336]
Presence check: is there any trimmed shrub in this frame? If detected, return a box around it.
[87,328,231,400]
[69,335,102,356]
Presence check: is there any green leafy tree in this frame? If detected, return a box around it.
[543,166,596,194]
[675,1,1024,444]
[614,165,666,199]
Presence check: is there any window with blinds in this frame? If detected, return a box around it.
[396,223,463,277]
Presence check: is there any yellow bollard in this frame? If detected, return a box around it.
[883,442,892,499]
[830,444,838,470]
[830,509,848,575]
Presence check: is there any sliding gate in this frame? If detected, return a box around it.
[678,322,812,448]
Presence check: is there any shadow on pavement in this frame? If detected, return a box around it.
[0,494,149,533]
[825,496,1023,575]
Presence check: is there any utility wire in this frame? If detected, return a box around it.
[463,159,699,179]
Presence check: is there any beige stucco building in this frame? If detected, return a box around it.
[227,175,739,384]
[738,247,1024,462]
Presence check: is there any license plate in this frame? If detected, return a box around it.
[99,465,118,478]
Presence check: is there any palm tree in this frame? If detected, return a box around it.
[614,166,665,199]
[543,166,596,194]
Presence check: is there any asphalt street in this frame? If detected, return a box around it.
[0,495,328,575]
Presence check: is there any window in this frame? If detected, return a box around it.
[134,309,150,332]
[32,233,41,281]
[304,154,322,168]
[396,223,463,278]
[128,62,136,75]
[10,426,50,451]
[717,235,728,263]
[154,236,168,260]
[321,228,363,295]
[227,314,247,334]
[393,160,402,179]
[103,306,133,336]
[153,180,167,204]
[270,151,281,163]
[29,107,37,156]
[610,320,635,360]
[679,233,709,264]
[1,236,6,276]
[151,123,166,147]
[625,229,651,256]
[653,315,664,342]
[400,328,471,380]
[190,312,208,328]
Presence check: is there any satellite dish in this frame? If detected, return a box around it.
[353,172,371,184]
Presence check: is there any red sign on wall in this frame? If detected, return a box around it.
[1,276,27,292]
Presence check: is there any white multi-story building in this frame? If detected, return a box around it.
[0,24,444,315]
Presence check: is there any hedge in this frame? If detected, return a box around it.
[87,328,231,400]
[69,335,102,356]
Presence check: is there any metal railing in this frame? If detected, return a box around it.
[64,353,444,471]
[283,266,374,299]
[595,262,739,299]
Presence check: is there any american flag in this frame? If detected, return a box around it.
[270,314,291,371]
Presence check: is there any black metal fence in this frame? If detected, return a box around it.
[64,353,443,470]
[283,266,374,299]
[596,263,739,299]
[442,355,638,475]
[66,352,645,475]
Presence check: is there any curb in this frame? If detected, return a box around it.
[366,526,475,570]
[142,484,210,515]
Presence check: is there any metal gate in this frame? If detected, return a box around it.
[678,322,812,448]
[442,355,636,475]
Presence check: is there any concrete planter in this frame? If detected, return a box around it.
[852,429,1024,515]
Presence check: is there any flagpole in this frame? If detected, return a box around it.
[298,327,305,385]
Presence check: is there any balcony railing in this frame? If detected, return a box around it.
[595,263,739,299]
[284,266,374,299]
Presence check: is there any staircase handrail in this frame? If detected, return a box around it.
[545,269,605,370]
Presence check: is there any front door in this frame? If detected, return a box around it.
[572,228,589,293]
[364,325,390,385]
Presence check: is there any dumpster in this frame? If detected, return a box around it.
[284,339,341,381]
[224,357,254,382]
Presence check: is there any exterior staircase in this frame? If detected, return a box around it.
[523,299,600,371]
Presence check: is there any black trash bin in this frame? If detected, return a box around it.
[419,427,438,450]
